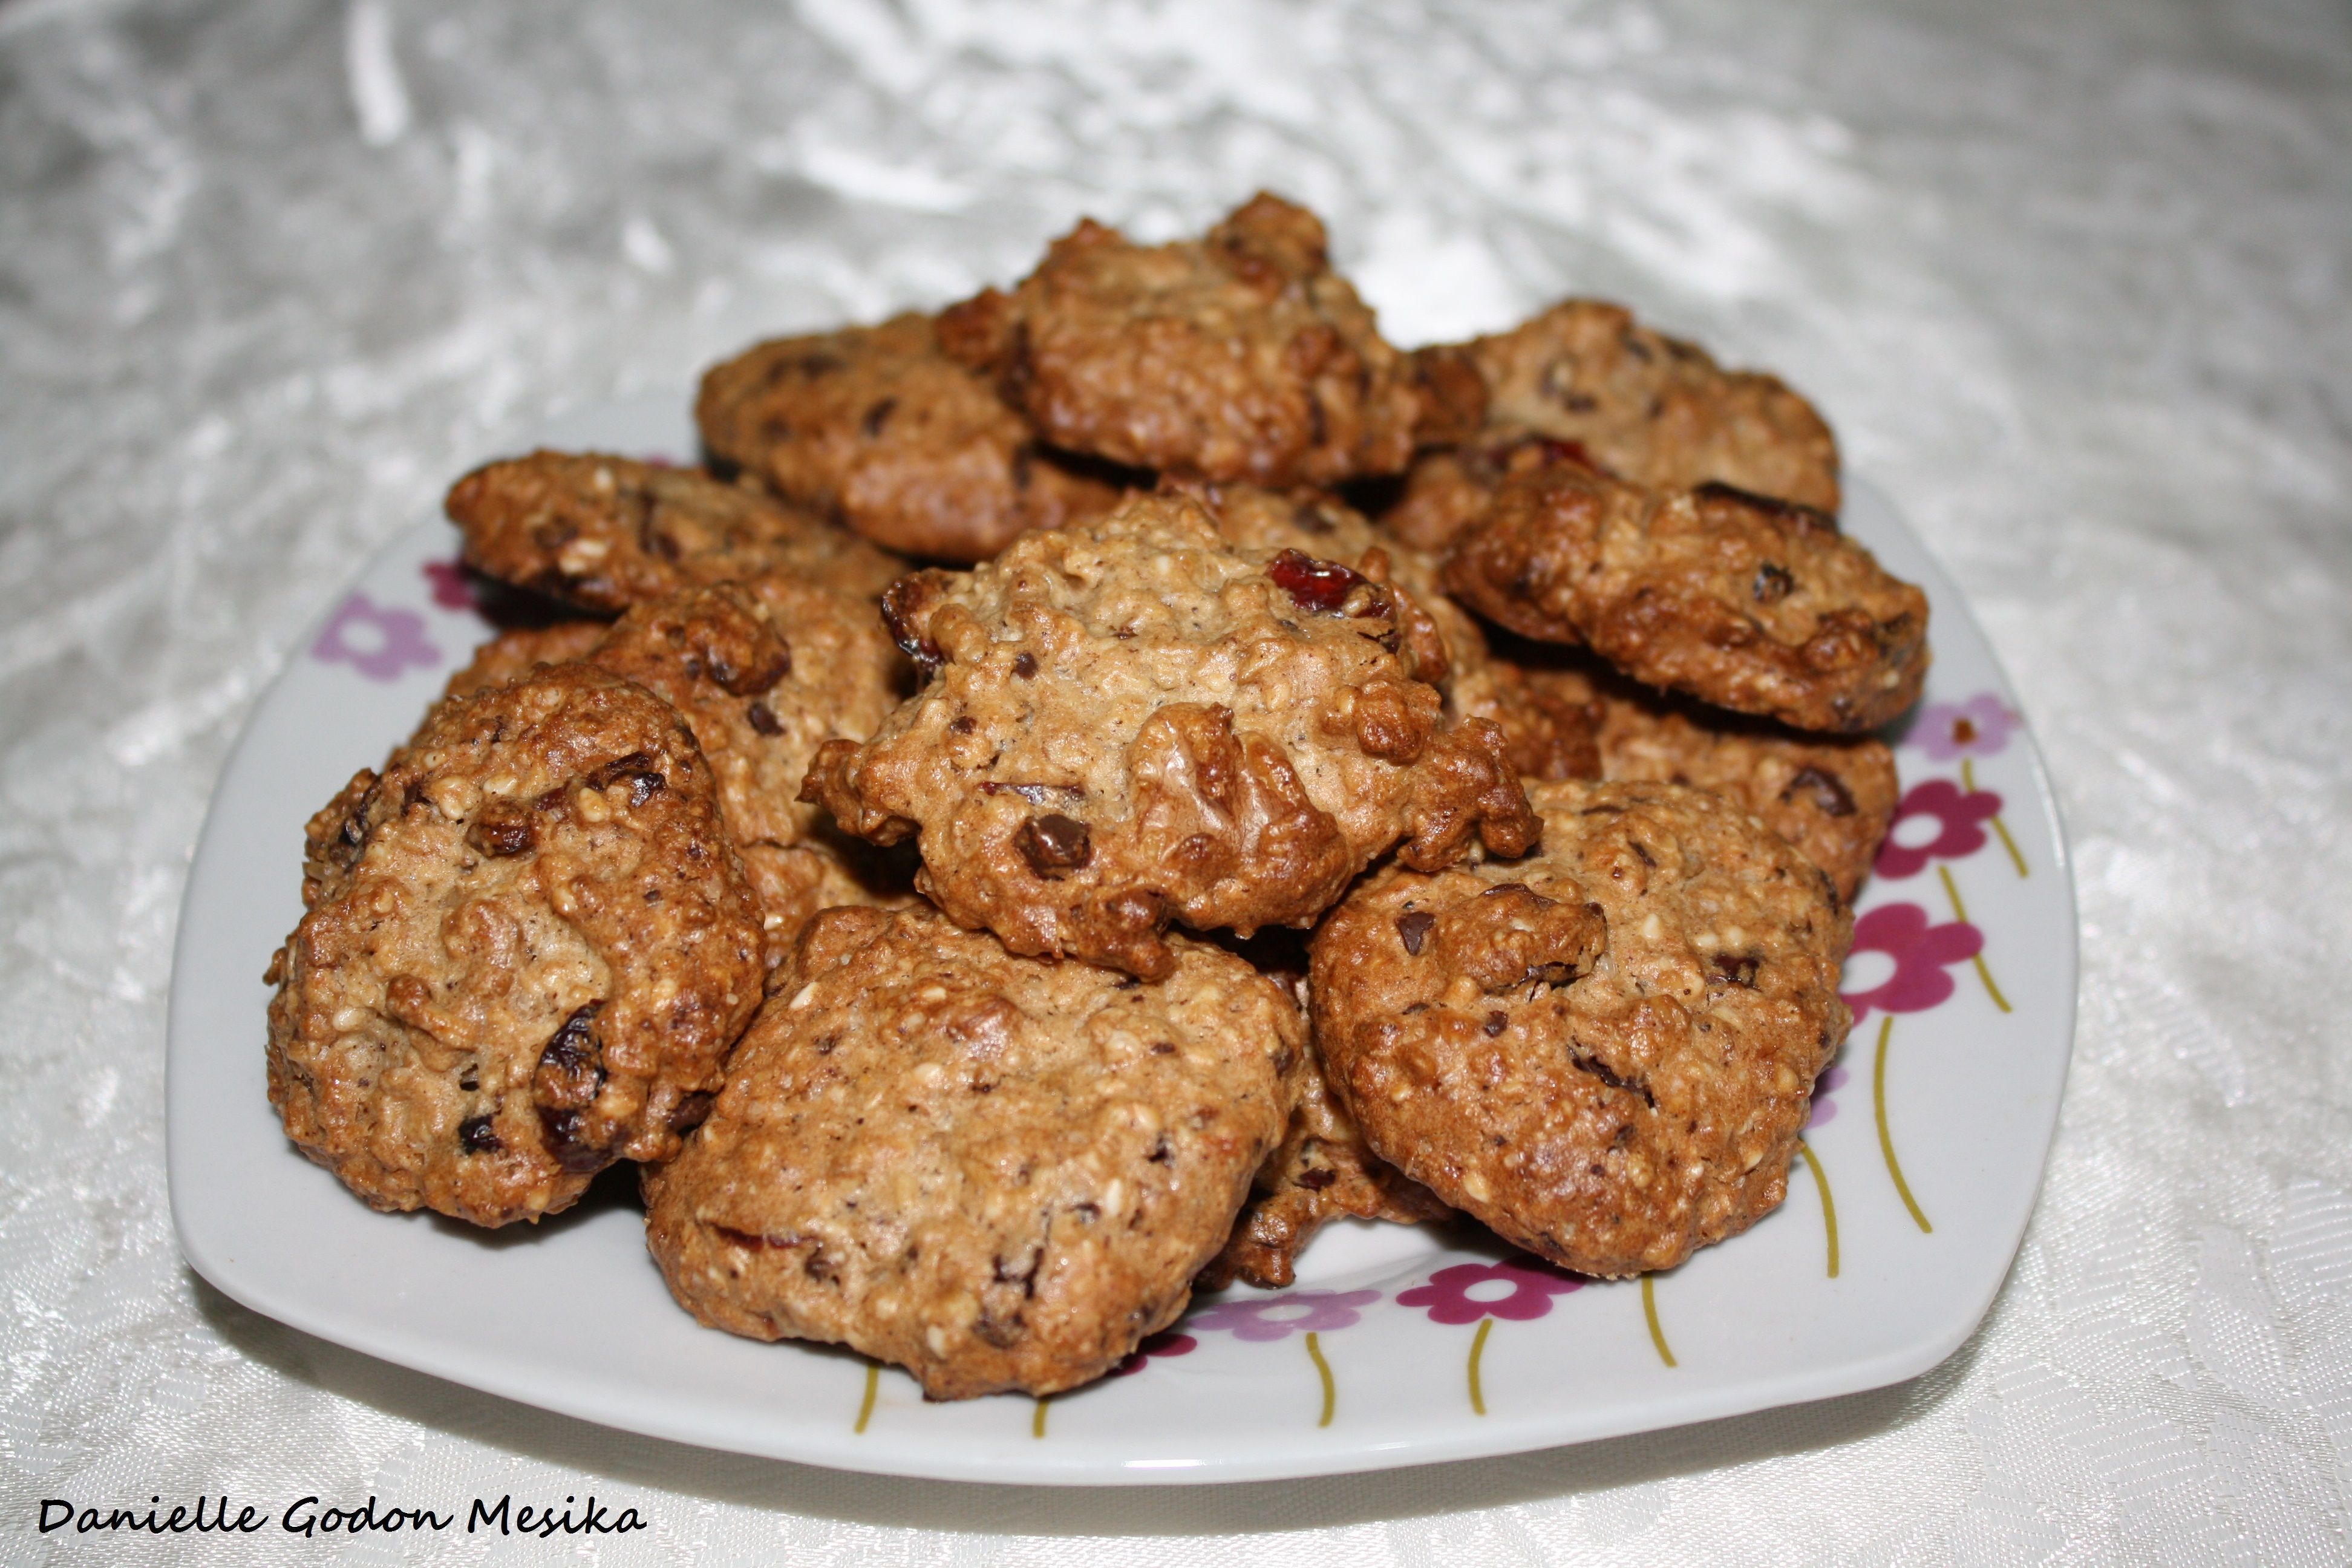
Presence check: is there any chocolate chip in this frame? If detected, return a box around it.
[1298,1167,1337,1191]
[1484,1011,1508,1036]
[950,716,976,735]
[466,804,536,858]
[1783,765,1856,817]
[1713,955,1761,987]
[1016,813,1091,877]
[1629,840,1656,867]
[745,701,782,736]
[861,397,897,438]
[457,1116,501,1154]
[1011,652,1037,679]
[1753,563,1794,604]
[1396,910,1436,955]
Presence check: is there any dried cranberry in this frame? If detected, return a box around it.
[1267,549,1367,614]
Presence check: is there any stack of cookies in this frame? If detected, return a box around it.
[264,194,1922,1400]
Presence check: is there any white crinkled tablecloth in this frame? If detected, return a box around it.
[3,0,2350,1561]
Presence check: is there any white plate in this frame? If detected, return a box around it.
[168,393,2076,1486]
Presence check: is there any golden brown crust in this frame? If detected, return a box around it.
[576,579,916,962]
[643,906,1304,1399]
[695,312,1123,563]
[1465,299,1841,512]
[1165,475,1480,697]
[1198,1038,1451,1290]
[1312,779,1852,1276]
[441,622,607,701]
[264,665,766,1226]
[963,194,1418,486]
[801,494,1538,978]
[1442,462,1930,733]
[446,450,902,613]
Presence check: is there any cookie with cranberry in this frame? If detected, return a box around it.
[1312,779,1851,1277]
[1443,459,1929,733]
[265,664,765,1226]
[446,450,901,613]
[801,494,1538,979]
[1168,475,1481,694]
[949,194,1418,486]
[1457,299,1841,513]
[577,578,916,962]
[644,904,1303,1399]
[697,312,1124,563]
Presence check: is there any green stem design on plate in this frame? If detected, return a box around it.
[1873,1016,1933,1233]
[1963,759,2030,878]
[1305,1331,1336,1428]
[854,1364,878,1434]
[1797,1139,1840,1278]
[1642,1276,1676,1368]
[1031,1397,1049,1439]
[1467,1318,1493,1415]
[1938,864,2013,1013]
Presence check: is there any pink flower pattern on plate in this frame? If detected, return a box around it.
[1397,1258,1583,1325]
[1109,1330,1198,1377]
[421,558,478,611]
[1875,779,2004,878]
[1808,1063,1851,1128]
[313,592,440,682]
[1841,903,1984,1023]
[1913,692,2017,761]
[1186,1289,1380,1342]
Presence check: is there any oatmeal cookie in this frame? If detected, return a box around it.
[575,579,916,961]
[1382,428,1579,556]
[265,664,766,1226]
[446,450,901,613]
[801,494,1538,979]
[644,904,1303,1399]
[442,621,607,701]
[1168,475,1481,694]
[696,311,1123,563]
[1199,1038,1451,1290]
[1313,779,1852,1277]
[1443,460,1929,732]
[949,194,1418,485]
[1460,299,1841,512]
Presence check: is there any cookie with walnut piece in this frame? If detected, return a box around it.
[446,450,901,613]
[1442,298,1841,513]
[1457,645,1895,901]
[264,664,766,1227]
[644,904,1304,1400]
[1312,779,1852,1278]
[1443,458,1929,733]
[947,193,1419,486]
[801,492,1538,979]
[697,311,1123,563]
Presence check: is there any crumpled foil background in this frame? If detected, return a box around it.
[2,0,2349,1561]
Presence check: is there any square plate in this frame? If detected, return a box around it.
[168,393,2076,1485]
